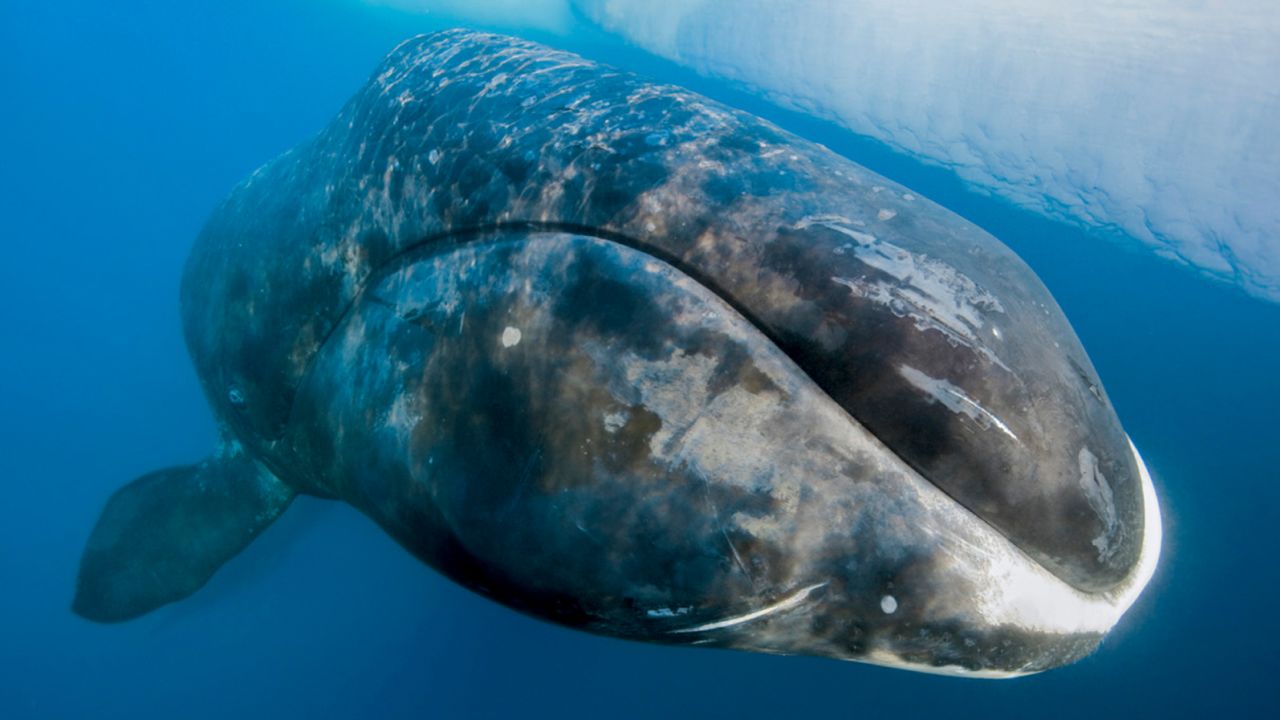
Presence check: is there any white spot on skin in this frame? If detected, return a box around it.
[903,193,916,201]
[881,595,898,614]
[428,148,441,165]
[877,208,897,221]
[603,410,629,433]
[501,326,522,348]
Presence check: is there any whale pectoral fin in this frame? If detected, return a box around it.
[72,451,296,623]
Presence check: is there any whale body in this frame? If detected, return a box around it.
[73,30,1161,677]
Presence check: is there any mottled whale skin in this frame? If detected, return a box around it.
[73,30,1161,677]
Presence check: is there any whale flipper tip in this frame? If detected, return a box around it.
[72,451,295,623]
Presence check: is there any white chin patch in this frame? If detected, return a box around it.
[974,437,1162,637]
[867,437,1163,679]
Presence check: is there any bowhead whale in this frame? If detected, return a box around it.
[73,30,1161,677]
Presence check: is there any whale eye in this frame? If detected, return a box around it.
[227,386,246,408]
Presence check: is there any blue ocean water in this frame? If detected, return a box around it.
[2,1,1277,718]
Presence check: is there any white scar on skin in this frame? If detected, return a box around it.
[800,214,1009,371]
[669,582,828,634]
[898,364,1019,442]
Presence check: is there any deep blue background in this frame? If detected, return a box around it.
[2,1,1277,718]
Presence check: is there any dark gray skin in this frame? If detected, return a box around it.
[74,30,1158,676]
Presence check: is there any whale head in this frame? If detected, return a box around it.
[288,220,1162,677]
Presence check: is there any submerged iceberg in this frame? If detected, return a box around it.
[370,0,1280,302]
